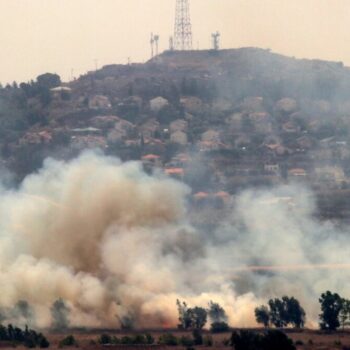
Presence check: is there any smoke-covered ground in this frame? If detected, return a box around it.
[0,151,348,329]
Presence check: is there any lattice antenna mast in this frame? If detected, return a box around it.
[174,0,193,50]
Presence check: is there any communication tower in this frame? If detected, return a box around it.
[174,0,193,50]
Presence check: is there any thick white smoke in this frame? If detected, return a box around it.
[0,151,348,329]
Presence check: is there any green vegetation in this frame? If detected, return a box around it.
[59,335,78,347]
[158,333,178,346]
[177,299,229,332]
[210,321,230,333]
[176,300,208,330]
[0,324,49,348]
[230,330,295,350]
[255,296,305,328]
[98,333,154,345]
[50,298,70,330]
[319,291,343,330]
[254,292,350,332]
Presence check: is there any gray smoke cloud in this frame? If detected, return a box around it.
[0,151,348,328]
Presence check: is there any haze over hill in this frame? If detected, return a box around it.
[3,48,350,206]
[1,48,350,329]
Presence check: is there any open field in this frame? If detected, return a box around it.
[20,329,350,350]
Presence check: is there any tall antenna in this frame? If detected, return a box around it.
[154,34,159,56]
[169,36,174,51]
[150,33,154,58]
[212,32,220,50]
[174,0,193,50]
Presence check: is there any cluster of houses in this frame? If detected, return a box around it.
[12,79,350,206]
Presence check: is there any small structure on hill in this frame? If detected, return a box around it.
[150,96,169,113]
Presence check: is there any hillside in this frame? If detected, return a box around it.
[2,47,350,216]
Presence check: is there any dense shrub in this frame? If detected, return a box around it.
[59,335,77,347]
[98,334,112,345]
[210,321,230,333]
[231,330,262,350]
[230,330,295,350]
[145,333,155,345]
[192,329,203,345]
[180,335,194,347]
[158,333,178,346]
[203,335,213,346]
[261,330,296,350]
[97,333,155,346]
[39,336,50,348]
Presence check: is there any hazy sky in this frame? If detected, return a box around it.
[1,0,350,84]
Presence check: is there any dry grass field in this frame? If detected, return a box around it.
[27,329,350,350]
[1,328,350,350]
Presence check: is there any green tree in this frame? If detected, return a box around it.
[50,298,70,330]
[36,73,61,89]
[267,297,305,328]
[255,305,270,328]
[268,298,287,328]
[208,301,228,323]
[176,300,207,330]
[14,300,35,325]
[177,299,192,329]
[319,291,343,331]
[283,296,305,328]
[191,307,207,329]
[340,299,350,330]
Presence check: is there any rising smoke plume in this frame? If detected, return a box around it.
[0,151,348,328]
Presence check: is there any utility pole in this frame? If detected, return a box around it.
[174,0,193,50]
[169,36,174,51]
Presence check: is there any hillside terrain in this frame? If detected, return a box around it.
[2,48,350,217]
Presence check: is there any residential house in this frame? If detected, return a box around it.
[170,131,188,145]
[88,95,112,109]
[170,119,188,133]
[180,96,203,114]
[275,98,298,114]
[149,96,169,113]
[164,167,184,180]
[201,129,220,142]
[140,119,160,139]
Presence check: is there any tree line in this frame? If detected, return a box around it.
[177,299,230,332]
[0,298,70,331]
[0,324,49,348]
[178,290,350,332]
[255,291,350,331]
